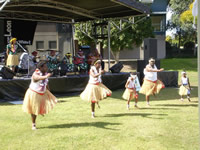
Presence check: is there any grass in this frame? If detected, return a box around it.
[0,88,199,150]
[0,58,199,150]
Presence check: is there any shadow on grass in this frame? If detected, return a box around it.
[138,107,179,110]
[0,102,14,106]
[110,87,198,102]
[103,112,167,120]
[40,122,121,130]
[156,103,198,107]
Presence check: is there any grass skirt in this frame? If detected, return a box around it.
[139,79,164,96]
[7,54,19,67]
[179,85,190,96]
[22,89,57,115]
[80,83,112,102]
[122,88,136,101]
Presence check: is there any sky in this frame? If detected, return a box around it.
[166,9,176,37]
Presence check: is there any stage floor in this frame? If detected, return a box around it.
[0,72,130,101]
[0,71,178,101]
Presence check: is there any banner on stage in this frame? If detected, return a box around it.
[4,19,37,45]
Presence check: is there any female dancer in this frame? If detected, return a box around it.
[179,71,191,101]
[80,59,112,118]
[6,38,19,72]
[23,61,57,130]
[139,58,165,106]
[122,73,140,109]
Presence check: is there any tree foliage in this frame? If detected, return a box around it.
[75,17,154,61]
[168,0,196,45]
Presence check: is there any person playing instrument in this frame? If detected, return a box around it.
[139,58,165,106]
[47,50,59,73]
[22,61,57,130]
[6,38,19,72]
[93,49,105,70]
[179,71,191,102]
[62,53,75,72]
[80,59,112,118]
[122,73,140,109]
[31,51,40,64]
[73,50,88,74]
[87,52,96,71]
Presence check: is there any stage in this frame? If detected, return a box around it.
[0,71,178,101]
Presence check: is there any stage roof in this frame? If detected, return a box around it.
[0,0,150,23]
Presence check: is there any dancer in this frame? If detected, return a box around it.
[6,38,19,72]
[122,73,140,110]
[22,61,57,130]
[80,59,112,118]
[179,71,191,102]
[139,58,165,106]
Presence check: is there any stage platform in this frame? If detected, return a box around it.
[0,71,178,101]
[0,72,130,101]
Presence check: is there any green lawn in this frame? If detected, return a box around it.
[0,88,199,150]
[0,58,199,150]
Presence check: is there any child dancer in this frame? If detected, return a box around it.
[122,73,140,109]
[80,59,112,118]
[23,61,57,130]
[179,71,191,101]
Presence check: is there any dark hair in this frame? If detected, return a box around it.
[37,60,47,69]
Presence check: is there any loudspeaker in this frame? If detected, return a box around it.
[143,38,157,60]
[0,66,15,79]
[109,62,123,73]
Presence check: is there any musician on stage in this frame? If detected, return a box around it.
[31,51,40,64]
[73,50,88,74]
[47,50,59,72]
[93,49,104,70]
[6,38,19,72]
[61,53,75,72]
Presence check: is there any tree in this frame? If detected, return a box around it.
[75,17,154,62]
[168,0,195,51]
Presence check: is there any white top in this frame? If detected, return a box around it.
[127,77,135,89]
[144,64,157,81]
[29,69,48,94]
[181,77,188,85]
[89,66,102,84]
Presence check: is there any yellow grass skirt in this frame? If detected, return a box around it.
[23,89,57,115]
[139,79,164,96]
[6,54,19,66]
[179,85,189,96]
[80,83,112,102]
[122,88,136,100]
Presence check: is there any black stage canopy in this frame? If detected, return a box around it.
[0,0,150,23]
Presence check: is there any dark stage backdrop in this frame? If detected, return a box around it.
[4,19,37,45]
[0,73,130,101]
[0,71,178,102]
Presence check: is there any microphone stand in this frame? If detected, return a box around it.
[16,41,30,77]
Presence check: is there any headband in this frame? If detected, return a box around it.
[94,60,101,65]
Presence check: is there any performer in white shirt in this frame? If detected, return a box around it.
[122,73,140,109]
[139,58,165,106]
[23,61,57,130]
[179,71,191,101]
[80,59,112,118]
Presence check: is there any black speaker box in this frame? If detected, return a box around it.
[0,66,15,79]
[109,62,123,73]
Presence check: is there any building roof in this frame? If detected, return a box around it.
[0,0,150,23]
